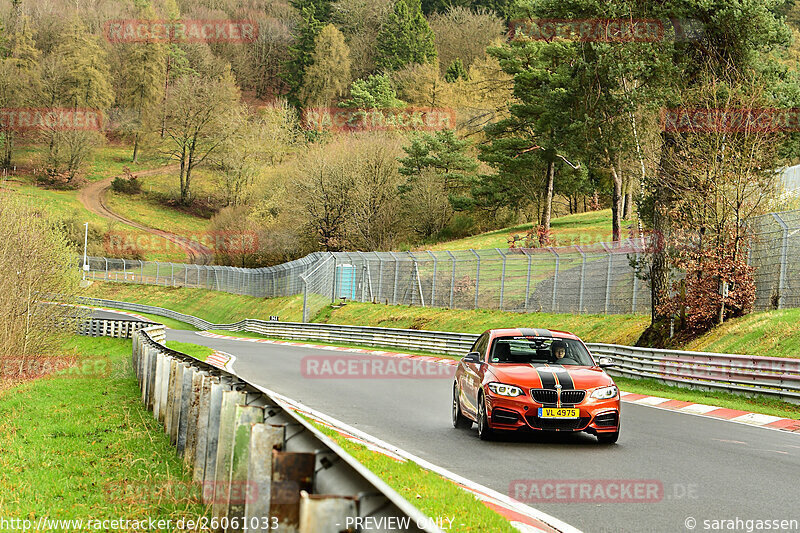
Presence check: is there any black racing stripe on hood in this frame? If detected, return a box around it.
[519,328,552,338]
[550,365,575,390]
[534,365,557,389]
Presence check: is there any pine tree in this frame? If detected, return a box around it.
[283,6,324,105]
[444,58,467,82]
[299,24,352,107]
[376,0,437,71]
[340,74,404,108]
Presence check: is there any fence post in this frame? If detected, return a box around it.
[602,242,612,314]
[495,248,506,310]
[140,260,144,282]
[330,252,337,303]
[630,239,639,314]
[550,248,559,313]
[301,275,309,323]
[104,257,108,281]
[376,252,384,303]
[123,259,128,281]
[524,250,532,311]
[427,251,437,307]
[389,251,400,305]
[470,249,480,309]
[446,250,456,309]
[170,263,175,287]
[577,246,586,313]
[772,213,789,309]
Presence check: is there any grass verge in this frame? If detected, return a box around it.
[82,283,307,324]
[0,335,209,523]
[615,376,800,420]
[164,341,214,362]
[305,418,517,533]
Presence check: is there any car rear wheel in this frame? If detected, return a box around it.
[477,393,494,441]
[597,431,619,444]
[452,385,472,429]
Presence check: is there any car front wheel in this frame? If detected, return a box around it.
[452,385,472,429]
[477,393,494,441]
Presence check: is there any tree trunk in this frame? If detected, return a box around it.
[624,187,633,220]
[649,133,676,323]
[132,132,140,164]
[542,159,555,233]
[610,164,622,243]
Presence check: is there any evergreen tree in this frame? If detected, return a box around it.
[444,58,467,82]
[376,0,437,71]
[299,24,352,106]
[340,74,404,108]
[290,0,335,22]
[283,6,324,105]
[399,129,477,196]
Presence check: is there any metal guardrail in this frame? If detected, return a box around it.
[79,317,441,533]
[77,318,160,338]
[82,298,800,404]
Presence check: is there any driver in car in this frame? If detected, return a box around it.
[551,340,578,364]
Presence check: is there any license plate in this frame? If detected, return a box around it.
[538,407,579,419]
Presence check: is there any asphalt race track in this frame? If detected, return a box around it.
[93,311,800,533]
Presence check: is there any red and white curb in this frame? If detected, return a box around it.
[197,331,800,435]
[205,350,236,372]
[255,385,578,533]
[619,391,800,433]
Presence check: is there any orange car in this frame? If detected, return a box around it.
[452,328,620,443]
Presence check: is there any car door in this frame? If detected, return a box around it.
[461,333,489,418]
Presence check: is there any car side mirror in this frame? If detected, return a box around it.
[598,357,615,368]
[463,351,482,364]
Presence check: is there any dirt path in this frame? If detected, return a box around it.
[78,165,214,265]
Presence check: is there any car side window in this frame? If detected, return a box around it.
[471,334,489,361]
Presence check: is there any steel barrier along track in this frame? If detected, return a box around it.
[79,298,800,404]
[79,317,441,533]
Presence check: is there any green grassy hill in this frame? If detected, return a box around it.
[423,209,628,251]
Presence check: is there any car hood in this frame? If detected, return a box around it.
[487,364,614,390]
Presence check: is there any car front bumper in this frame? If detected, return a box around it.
[485,391,620,433]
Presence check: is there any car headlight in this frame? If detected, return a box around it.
[487,382,524,397]
[591,385,618,400]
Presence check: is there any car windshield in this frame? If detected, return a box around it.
[489,337,594,366]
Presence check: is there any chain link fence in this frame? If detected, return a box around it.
[82,208,800,319]
[749,209,800,310]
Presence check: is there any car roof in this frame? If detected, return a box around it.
[486,328,580,340]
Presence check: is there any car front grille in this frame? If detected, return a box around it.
[525,416,591,431]
[530,389,585,404]
[530,389,558,404]
[560,390,586,404]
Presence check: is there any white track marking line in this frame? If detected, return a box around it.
[676,403,720,415]
[632,396,672,406]
[731,413,785,426]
